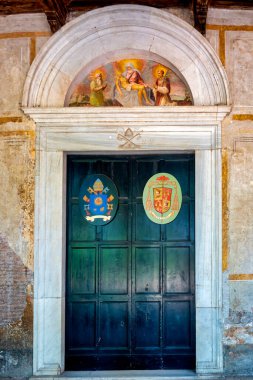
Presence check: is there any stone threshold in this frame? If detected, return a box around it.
[30,370,226,380]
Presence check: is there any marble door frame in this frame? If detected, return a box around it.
[24,106,229,377]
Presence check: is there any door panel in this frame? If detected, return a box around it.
[100,247,129,294]
[66,154,195,370]
[71,204,96,241]
[135,247,161,294]
[164,301,191,347]
[135,160,156,197]
[100,302,128,348]
[70,302,96,348]
[112,160,130,198]
[71,247,96,294]
[135,204,161,241]
[102,205,129,241]
[165,203,190,241]
[164,247,190,293]
[134,301,161,349]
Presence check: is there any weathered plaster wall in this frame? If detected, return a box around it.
[0,14,51,376]
[0,6,253,377]
[221,119,253,375]
[206,9,253,375]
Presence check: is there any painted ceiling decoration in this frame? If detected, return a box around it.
[143,173,182,224]
[66,59,192,108]
[1,0,252,35]
[79,174,119,225]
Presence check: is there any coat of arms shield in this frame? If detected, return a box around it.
[153,187,172,214]
[143,173,182,224]
[79,175,119,225]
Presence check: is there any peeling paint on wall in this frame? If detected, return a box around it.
[0,126,34,376]
[0,129,35,270]
[0,235,33,376]
[222,119,253,375]
[17,153,35,269]
[0,234,33,325]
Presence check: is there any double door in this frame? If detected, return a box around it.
[66,154,195,370]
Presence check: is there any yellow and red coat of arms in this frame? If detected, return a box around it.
[143,173,182,224]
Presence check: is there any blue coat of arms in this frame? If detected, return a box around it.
[79,174,119,225]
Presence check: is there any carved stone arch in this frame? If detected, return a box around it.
[23,5,229,107]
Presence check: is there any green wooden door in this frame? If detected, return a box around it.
[66,154,195,370]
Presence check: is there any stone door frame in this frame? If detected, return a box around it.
[24,106,229,377]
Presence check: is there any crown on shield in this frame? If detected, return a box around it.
[157,175,169,182]
[93,179,104,192]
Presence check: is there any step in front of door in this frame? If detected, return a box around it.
[31,370,226,380]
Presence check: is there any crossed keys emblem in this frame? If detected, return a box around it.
[117,128,142,149]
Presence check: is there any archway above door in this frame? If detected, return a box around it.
[22,5,229,108]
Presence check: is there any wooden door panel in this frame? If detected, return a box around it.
[134,247,161,294]
[159,159,190,196]
[71,247,96,294]
[165,202,190,241]
[69,302,96,349]
[134,301,161,349]
[100,247,129,294]
[66,154,195,370]
[71,161,97,197]
[135,160,156,197]
[102,204,129,241]
[134,204,161,241]
[100,302,129,349]
[163,301,191,348]
[164,247,190,294]
[112,160,130,198]
[71,203,96,241]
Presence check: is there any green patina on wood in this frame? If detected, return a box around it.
[66,154,195,371]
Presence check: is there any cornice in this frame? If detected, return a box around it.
[23,106,231,128]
